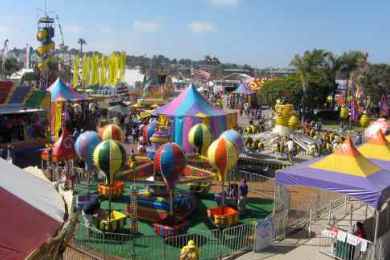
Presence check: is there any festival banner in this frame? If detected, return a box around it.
[50,102,63,141]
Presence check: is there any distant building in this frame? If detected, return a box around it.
[257,67,296,78]
[214,72,254,92]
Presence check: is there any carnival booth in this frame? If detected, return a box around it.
[276,138,390,258]
[232,83,256,109]
[47,78,87,140]
[153,84,237,153]
[0,158,65,259]
[0,81,50,165]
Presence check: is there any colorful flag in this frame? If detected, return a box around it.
[50,102,63,141]
[380,95,389,117]
[350,98,359,122]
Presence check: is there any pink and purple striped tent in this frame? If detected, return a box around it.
[154,84,237,152]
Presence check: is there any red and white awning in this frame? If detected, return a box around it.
[0,159,65,259]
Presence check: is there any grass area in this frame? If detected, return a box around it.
[74,180,273,259]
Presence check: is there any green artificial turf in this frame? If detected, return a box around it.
[74,181,273,259]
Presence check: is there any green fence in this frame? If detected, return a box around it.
[74,222,255,260]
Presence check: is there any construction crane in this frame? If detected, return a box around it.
[55,15,67,76]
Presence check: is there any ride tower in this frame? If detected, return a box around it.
[36,15,55,89]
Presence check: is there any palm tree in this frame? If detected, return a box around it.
[338,51,367,96]
[323,52,343,108]
[290,49,328,121]
[77,38,87,55]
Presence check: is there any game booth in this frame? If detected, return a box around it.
[0,81,50,166]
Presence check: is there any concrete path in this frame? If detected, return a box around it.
[237,200,374,260]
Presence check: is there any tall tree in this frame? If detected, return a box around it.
[323,52,343,108]
[77,38,87,54]
[338,51,367,96]
[290,49,328,120]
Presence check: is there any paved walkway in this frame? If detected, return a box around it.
[237,200,374,260]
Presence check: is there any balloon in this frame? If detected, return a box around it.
[36,29,48,41]
[340,106,349,119]
[52,127,75,161]
[207,138,238,182]
[101,124,124,142]
[75,131,101,168]
[93,140,126,185]
[143,120,158,142]
[359,113,370,128]
[365,118,390,139]
[288,115,300,129]
[188,123,212,155]
[221,129,243,153]
[154,143,186,190]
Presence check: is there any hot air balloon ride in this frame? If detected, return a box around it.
[101,124,124,142]
[74,131,101,209]
[154,143,186,213]
[207,137,239,228]
[143,120,159,159]
[143,120,158,143]
[221,129,243,153]
[92,139,127,232]
[75,131,101,171]
[93,139,127,199]
[152,143,192,237]
[188,123,212,157]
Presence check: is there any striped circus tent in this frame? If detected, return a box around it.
[0,159,65,259]
[277,138,390,209]
[153,84,237,152]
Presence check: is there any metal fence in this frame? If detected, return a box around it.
[231,170,352,238]
[72,222,256,260]
[229,170,275,199]
[318,229,373,260]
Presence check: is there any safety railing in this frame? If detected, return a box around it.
[319,229,372,260]
[73,222,256,260]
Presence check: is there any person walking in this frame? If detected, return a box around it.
[238,178,248,214]
[287,138,295,162]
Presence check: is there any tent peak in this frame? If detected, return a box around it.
[368,130,388,145]
[310,137,380,177]
[334,137,361,157]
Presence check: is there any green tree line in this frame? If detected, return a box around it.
[259,49,390,118]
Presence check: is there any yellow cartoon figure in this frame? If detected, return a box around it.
[180,240,199,260]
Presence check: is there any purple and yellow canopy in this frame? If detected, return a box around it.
[276,138,390,209]
[47,78,86,102]
[358,131,390,170]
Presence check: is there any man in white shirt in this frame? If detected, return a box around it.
[286,138,294,162]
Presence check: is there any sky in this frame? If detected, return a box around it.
[0,0,389,68]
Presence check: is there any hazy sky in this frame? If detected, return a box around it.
[1,0,389,67]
